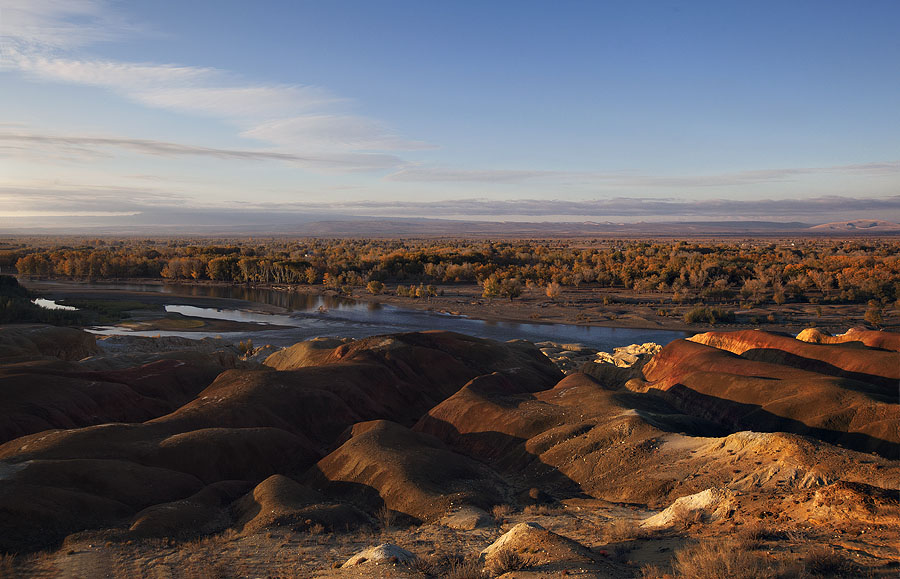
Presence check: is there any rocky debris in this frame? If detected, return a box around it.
[641,487,737,528]
[595,342,662,367]
[789,481,900,526]
[440,505,495,530]
[342,543,416,567]
[243,343,280,363]
[536,340,660,375]
[579,343,661,388]
[536,341,595,373]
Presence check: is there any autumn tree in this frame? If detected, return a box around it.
[366,280,384,295]
[481,275,501,300]
[545,281,562,300]
[864,301,884,328]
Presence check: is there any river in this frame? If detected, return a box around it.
[24,280,688,351]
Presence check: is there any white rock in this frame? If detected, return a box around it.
[641,487,736,528]
[342,543,416,567]
[481,522,545,558]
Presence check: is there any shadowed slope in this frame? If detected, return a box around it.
[266,330,562,393]
[0,331,559,552]
[304,420,509,522]
[637,338,899,456]
[0,354,233,444]
[418,367,899,506]
[0,325,98,362]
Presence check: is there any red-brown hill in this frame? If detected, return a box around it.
[637,333,899,456]
[0,331,559,552]
[304,420,509,522]
[688,329,898,391]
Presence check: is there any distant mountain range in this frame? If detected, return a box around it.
[4,217,900,237]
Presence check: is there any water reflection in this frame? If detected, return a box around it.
[162,283,355,311]
[154,298,689,351]
[165,305,295,325]
[25,280,689,351]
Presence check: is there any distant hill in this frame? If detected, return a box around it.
[290,218,900,238]
[809,219,900,232]
[293,218,818,238]
[7,217,900,237]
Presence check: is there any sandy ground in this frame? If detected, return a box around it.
[11,494,899,578]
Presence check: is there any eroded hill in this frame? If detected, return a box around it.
[0,325,897,577]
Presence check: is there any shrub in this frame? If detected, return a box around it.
[802,546,857,577]
[604,518,647,542]
[486,549,531,576]
[670,504,705,531]
[237,339,254,355]
[0,553,17,578]
[491,504,512,521]
[683,306,735,325]
[671,538,779,578]
[409,554,442,576]
[376,505,395,530]
[864,302,884,327]
[444,556,485,579]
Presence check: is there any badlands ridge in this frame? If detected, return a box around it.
[0,324,897,577]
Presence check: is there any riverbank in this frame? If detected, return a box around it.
[19,277,893,335]
[338,283,891,334]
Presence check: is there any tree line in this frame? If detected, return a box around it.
[6,237,899,306]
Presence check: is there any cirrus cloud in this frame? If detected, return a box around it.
[1,0,429,171]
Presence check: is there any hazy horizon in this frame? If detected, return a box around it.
[2,1,899,229]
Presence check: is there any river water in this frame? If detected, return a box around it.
[26,281,688,351]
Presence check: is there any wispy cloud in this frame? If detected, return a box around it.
[0,132,403,171]
[0,184,178,215]
[387,167,555,183]
[276,195,900,218]
[1,1,428,170]
[386,161,900,186]
[8,52,341,120]
[1,0,139,49]
[242,115,433,151]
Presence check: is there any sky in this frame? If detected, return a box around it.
[1,0,899,229]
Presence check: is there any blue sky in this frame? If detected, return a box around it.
[1,0,898,227]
